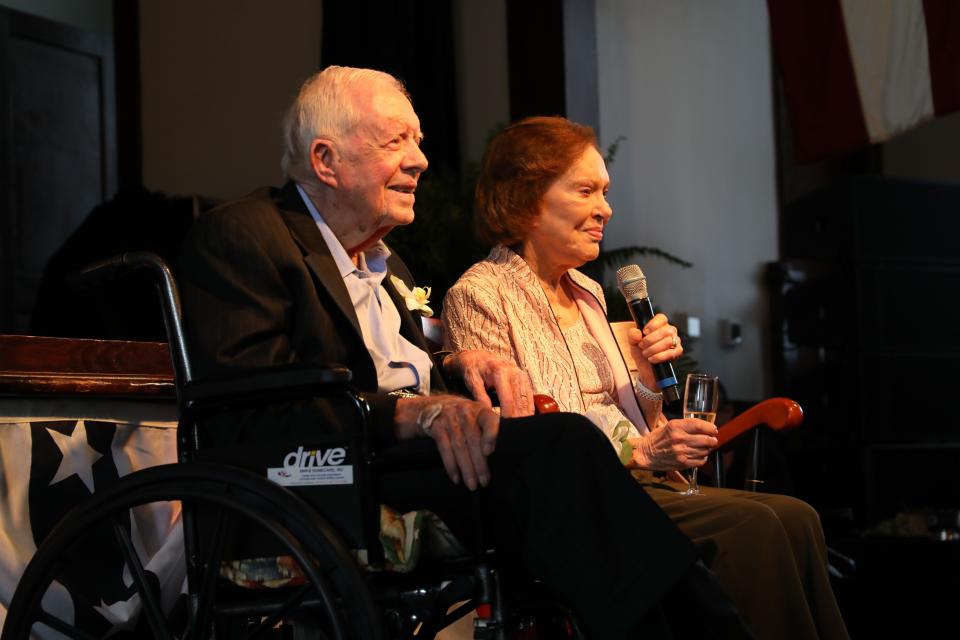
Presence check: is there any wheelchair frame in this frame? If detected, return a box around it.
[2,252,559,640]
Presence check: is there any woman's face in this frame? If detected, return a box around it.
[523,145,612,272]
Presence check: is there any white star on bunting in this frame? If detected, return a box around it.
[47,420,103,493]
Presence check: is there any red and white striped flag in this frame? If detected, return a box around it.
[769,0,960,162]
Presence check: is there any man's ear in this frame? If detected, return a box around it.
[309,139,338,188]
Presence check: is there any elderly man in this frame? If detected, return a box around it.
[178,66,747,639]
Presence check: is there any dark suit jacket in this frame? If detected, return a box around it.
[178,181,446,448]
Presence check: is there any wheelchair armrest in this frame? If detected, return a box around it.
[715,397,803,449]
[183,363,353,412]
[474,390,560,415]
[533,394,559,414]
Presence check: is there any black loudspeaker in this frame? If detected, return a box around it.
[783,175,960,263]
[769,177,960,522]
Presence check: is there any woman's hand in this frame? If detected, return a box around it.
[627,417,718,471]
[627,313,682,365]
[623,313,682,392]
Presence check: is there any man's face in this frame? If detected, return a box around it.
[331,86,428,254]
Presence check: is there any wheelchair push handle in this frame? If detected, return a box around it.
[72,251,164,283]
[72,251,193,385]
[77,253,128,284]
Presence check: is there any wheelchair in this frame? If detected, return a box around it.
[2,252,580,640]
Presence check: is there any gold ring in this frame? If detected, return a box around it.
[672,336,679,349]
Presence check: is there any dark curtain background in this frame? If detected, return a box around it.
[321,0,460,173]
[322,0,484,306]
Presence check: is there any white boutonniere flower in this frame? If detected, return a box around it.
[389,275,434,317]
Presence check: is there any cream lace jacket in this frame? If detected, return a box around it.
[442,245,662,436]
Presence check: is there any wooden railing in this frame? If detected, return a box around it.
[0,335,175,398]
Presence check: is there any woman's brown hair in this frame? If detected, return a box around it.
[474,116,598,247]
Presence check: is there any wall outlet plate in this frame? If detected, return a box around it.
[720,318,742,347]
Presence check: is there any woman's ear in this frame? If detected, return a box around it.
[309,139,338,188]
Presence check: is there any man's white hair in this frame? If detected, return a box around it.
[280,66,410,185]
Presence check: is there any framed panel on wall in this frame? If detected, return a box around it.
[0,7,116,333]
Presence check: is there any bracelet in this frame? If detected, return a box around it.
[417,403,443,435]
[632,379,664,403]
[388,389,420,399]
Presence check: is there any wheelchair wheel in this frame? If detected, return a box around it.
[2,462,384,640]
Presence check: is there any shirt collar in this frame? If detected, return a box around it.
[296,183,391,278]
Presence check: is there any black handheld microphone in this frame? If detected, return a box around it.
[616,264,681,404]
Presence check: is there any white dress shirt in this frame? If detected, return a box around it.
[297,184,432,394]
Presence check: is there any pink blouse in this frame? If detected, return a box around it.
[443,245,663,444]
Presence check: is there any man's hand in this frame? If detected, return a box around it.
[628,418,718,471]
[442,350,535,418]
[394,394,500,490]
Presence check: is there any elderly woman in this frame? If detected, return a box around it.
[443,116,848,640]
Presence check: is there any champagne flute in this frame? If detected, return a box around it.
[680,373,719,496]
